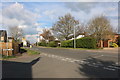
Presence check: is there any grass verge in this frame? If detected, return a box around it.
[21,47,40,55]
[0,54,16,60]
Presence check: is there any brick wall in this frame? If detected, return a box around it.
[0,42,19,56]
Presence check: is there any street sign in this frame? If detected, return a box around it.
[3,49,14,51]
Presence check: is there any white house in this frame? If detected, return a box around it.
[37,34,45,42]
[69,34,85,40]
[22,37,28,47]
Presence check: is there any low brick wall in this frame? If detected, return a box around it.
[0,42,19,56]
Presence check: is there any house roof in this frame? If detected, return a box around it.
[8,37,14,39]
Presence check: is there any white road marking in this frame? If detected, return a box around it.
[40,53,119,70]
[103,55,118,58]
[94,55,104,58]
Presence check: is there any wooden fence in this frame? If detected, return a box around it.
[0,42,19,56]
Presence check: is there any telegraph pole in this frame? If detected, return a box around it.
[74,25,76,48]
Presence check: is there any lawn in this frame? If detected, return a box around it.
[21,47,40,55]
[0,54,16,60]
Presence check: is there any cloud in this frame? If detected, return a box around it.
[65,2,96,12]
[1,2,40,35]
[1,0,119,2]
[1,2,118,43]
[25,34,38,43]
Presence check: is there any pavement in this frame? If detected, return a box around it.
[1,46,120,78]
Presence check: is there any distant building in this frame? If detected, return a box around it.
[22,37,30,47]
[37,34,45,42]
[8,37,14,42]
[0,30,7,42]
[69,33,85,40]
[0,30,20,56]
[101,34,120,47]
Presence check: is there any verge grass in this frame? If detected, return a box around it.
[21,47,40,55]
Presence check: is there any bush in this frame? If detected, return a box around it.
[48,41,57,47]
[61,37,97,49]
[111,43,118,48]
[76,37,97,49]
[61,40,73,48]
[38,41,47,46]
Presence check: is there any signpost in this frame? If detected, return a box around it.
[74,25,76,48]
[3,49,14,51]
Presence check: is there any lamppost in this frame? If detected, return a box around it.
[74,25,76,48]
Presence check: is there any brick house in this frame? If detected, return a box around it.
[0,30,7,42]
[0,30,20,56]
[99,34,120,48]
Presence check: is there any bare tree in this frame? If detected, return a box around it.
[8,26,23,41]
[86,15,114,42]
[52,13,83,40]
[42,29,55,42]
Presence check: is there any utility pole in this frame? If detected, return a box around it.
[74,25,76,48]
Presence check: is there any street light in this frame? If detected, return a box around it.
[74,25,76,49]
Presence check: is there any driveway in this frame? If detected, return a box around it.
[1,46,119,78]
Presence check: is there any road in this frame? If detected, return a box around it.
[2,46,119,78]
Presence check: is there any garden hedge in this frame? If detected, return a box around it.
[61,37,97,49]
[38,41,47,46]
[61,40,73,48]
[48,41,57,47]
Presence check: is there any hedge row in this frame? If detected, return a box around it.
[38,41,57,47]
[61,40,73,48]
[48,41,57,47]
[61,37,97,49]
[38,41,47,46]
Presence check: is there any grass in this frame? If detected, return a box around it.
[2,55,16,59]
[0,47,40,60]
[0,54,16,60]
[21,47,40,55]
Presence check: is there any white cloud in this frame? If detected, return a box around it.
[1,2,118,43]
[25,34,38,43]
[1,2,40,35]
[1,0,119,2]
[18,25,27,28]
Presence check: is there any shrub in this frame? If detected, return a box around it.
[76,37,97,49]
[109,41,113,47]
[48,41,57,47]
[111,43,118,48]
[38,41,47,46]
[61,40,73,48]
[61,37,97,49]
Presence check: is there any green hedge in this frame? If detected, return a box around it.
[38,41,47,46]
[76,37,96,49]
[48,41,57,47]
[61,40,73,48]
[61,37,97,49]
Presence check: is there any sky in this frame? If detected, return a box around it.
[0,0,119,43]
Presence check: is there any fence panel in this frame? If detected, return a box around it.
[0,42,19,56]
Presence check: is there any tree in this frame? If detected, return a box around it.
[8,26,23,41]
[52,13,83,40]
[86,15,114,43]
[41,29,55,42]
